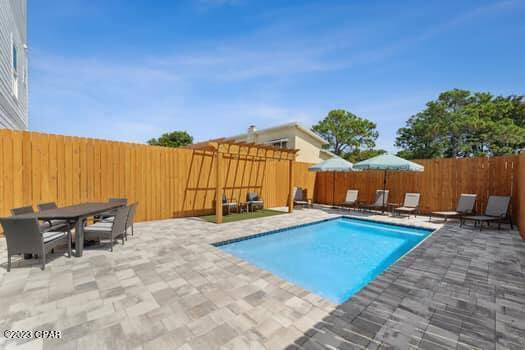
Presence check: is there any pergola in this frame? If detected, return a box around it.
[185,138,298,223]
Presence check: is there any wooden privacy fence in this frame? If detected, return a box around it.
[1,129,524,238]
[315,156,521,221]
[0,130,316,223]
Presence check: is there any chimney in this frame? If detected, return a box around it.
[247,125,256,142]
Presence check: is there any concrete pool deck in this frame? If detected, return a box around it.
[0,208,523,349]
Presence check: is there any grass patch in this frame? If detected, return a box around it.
[200,209,286,223]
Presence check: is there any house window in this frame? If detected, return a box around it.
[267,138,288,149]
[11,35,18,99]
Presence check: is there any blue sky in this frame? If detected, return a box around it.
[28,0,525,152]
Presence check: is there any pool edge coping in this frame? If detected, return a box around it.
[211,214,435,247]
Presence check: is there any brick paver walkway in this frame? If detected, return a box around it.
[0,208,523,349]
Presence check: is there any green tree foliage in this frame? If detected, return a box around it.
[147,131,193,148]
[345,148,387,163]
[312,109,379,157]
[395,89,525,159]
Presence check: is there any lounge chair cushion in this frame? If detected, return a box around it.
[432,211,460,216]
[294,187,305,202]
[395,207,416,212]
[457,194,477,213]
[344,190,358,203]
[39,222,52,231]
[247,200,263,204]
[50,219,69,226]
[484,196,510,217]
[247,192,260,202]
[91,222,113,227]
[222,194,237,204]
[402,193,420,208]
[43,231,67,243]
[48,221,69,231]
[463,215,500,222]
[84,223,112,233]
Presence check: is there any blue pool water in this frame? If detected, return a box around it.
[217,217,432,303]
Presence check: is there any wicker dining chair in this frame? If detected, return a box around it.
[0,217,72,271]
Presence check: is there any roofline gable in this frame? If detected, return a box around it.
[228,122,328,145]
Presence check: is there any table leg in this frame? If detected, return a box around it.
[75,217,85,257]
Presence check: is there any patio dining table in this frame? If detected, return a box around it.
[15,202,125,257]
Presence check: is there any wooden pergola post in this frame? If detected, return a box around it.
[288,159,294,213]
[215,152,223,224]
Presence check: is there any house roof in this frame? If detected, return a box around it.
[320,149,339,158]
[228,122,328,145]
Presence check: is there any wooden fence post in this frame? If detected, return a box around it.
[288,159,294,213]
[215,152,223,224]
[518,150,525,240]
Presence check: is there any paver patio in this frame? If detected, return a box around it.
[0,208,524,349]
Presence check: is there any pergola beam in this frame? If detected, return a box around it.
[184,139,297,160]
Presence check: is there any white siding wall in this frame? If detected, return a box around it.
[0,0,28,129]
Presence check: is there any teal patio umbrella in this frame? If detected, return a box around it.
[353,154,424,210]
[309,157,355,207]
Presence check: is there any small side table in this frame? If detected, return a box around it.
[388,203,400,215]
[238,202,249,214]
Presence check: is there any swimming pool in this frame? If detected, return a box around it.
[215,217,433,304]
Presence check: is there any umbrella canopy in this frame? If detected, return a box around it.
[353,154,424,172]
[309,157,354,207]
[353,154,424,213]
[309,157,354,172]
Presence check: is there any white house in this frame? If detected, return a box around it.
[0,0,28,129]
[228,122,336,163]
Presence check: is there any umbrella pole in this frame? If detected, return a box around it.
[332,171,336,208]
[382,169,387,213]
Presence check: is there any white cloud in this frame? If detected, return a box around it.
[29,50,317,143]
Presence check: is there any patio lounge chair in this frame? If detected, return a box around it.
[461,195,512,231]
[393,193,420,218]
[0,217,72,271]
[340,190,359,209]
[83,206,129,251]
[429,194,477,222]
[222,194,238,215]
[293,187,310,208]
[246,192,264,212]
[360,190,389,213]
